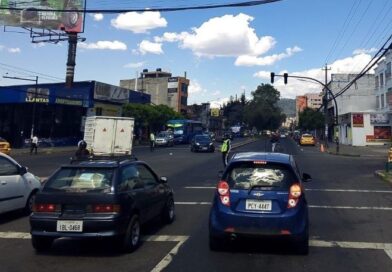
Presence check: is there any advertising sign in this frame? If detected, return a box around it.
[352,113,364,127]
[374,126,391,140]
[25,88,49,103]
[296,96,307,112]
[168,77,178,93]
[94,82,129,103]
[370,113,389,125]
[0,0,85,33]
[211,108,220,117]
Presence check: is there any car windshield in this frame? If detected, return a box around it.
[195,135,210,141]
[226,162,295,190]
[44,167,114,193]
[157,132,167,137]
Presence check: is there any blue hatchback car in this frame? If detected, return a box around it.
[209,152,312,254]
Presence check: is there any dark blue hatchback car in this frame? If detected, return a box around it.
[209,152,312,254]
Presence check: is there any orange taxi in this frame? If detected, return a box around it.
[0,137,11,155]
[299,134,316,146]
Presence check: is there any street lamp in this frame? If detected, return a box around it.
[3,74,39,138]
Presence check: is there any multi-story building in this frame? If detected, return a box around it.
[295,93,322,124]
[374,50,392,112]
[120,69,189,114]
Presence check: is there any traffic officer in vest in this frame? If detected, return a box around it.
[221,135,231,167]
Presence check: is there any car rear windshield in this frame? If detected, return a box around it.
[225,162,296,190]
[195,135,210,141]
[302,135,313,138]
[44,167,114,193]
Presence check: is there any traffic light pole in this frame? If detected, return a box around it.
[270,72,339,153]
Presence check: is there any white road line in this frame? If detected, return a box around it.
[309,205,392,211]
[185,186,392,194]
[0,232,31,239]
[175,202,212,205]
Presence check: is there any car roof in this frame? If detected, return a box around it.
[66,157,141,168]
[230,152,292,164]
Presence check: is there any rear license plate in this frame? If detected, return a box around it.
[245,200,272,211]
[57,220,83,232]
[202,147,208,150]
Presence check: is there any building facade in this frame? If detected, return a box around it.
[120,69,189,114]
[0,81,150,147]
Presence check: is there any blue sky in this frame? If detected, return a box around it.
[0,0,391,107]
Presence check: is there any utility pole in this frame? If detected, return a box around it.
[322,64,331,148]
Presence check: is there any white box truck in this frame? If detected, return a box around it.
[83,116,134,155]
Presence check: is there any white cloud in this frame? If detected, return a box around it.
[124,62,145,68]
[353,48,377,55]
[111,12,167,33]
[32,43,46,48]
[188,80,206,94]
[255,53,374,99]
[138,40,163,55]
[79,41,127,50]
[212,91,221,96]
[235,46,302,66]
[210,97,230,108]
[93,13,104,21]
[8,47,20,53]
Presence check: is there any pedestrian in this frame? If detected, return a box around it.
[75,140,90,160]
[30,135,38,155]
[150,131,155,152]
[221,135,231,167]
[270,132,279,152]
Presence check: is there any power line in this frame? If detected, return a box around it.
[0,62,63,82]
[0,0,281,13]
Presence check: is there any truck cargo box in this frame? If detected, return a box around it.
[84,116,134,155]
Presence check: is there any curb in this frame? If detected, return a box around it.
[374,170,392,185]
[326,151,360,157]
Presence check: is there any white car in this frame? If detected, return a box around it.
[0,153,41,214]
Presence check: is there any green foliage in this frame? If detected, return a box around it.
[298,107,325,130]
[122,103,183,131]
[243,84,285,131]
[222,95,246,127]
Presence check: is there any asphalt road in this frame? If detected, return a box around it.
[1,138,391,272]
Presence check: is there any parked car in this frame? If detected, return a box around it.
[300,134,316,146]
[30,156,175,252]
[209,152,312,254]
[155,131,174,147]
[190,135,215,152]
[0,137,11,155]
[0,153,41,215]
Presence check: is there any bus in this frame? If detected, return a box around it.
[166,119,203,144]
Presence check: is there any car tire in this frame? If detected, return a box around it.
[162,197,175,224]
[24,191,37,215]
[209,233,224,251]
[122,215,141,253]
[31,235,54,252]
[190,147,194,152]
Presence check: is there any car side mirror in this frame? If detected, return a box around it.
[160,176,168,184]
[302,173,312,182]
[19,166,28,175]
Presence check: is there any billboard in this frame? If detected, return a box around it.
[0,0,85,33]
[296,96,307,113]
[210,108,220,117]
[374,126,391,140]
[168,77,178,93]
[94,82,130,104]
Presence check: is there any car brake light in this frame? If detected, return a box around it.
[92,204,121,213]
[217,181,230,206]
[33,203,60,213]
[287,183,302,208]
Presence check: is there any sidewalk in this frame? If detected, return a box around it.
[321,142,390,157]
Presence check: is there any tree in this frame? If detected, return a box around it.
[243,84,285,131]
[298,107,324,131]
[221,93,247,127]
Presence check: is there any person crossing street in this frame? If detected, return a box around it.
[221,135,231,167]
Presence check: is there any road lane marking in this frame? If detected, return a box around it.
[309,205,392,211]
[0,232,189,272]
[175,202,212,205]
[185,186,392,194]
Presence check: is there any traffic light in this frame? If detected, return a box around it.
[270,72,275,84]
[283,73,288,84]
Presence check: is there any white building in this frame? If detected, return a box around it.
[327,73,378,146]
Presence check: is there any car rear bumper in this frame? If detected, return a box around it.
[209,203,308,238]
[30,215,129,238]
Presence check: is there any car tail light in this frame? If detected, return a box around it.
[287,183,302,208]
[33,203,60,213]
[92,204,121,213]
[217,181,230,207]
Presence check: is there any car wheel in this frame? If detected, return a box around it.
[209,233,224,251]
[190,147,194,152]
[31,235,54,252]
[162,197,175,224]
[122,215,141,253]
[25,191,37,215]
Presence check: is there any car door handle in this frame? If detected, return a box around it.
[1,181,7,185]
